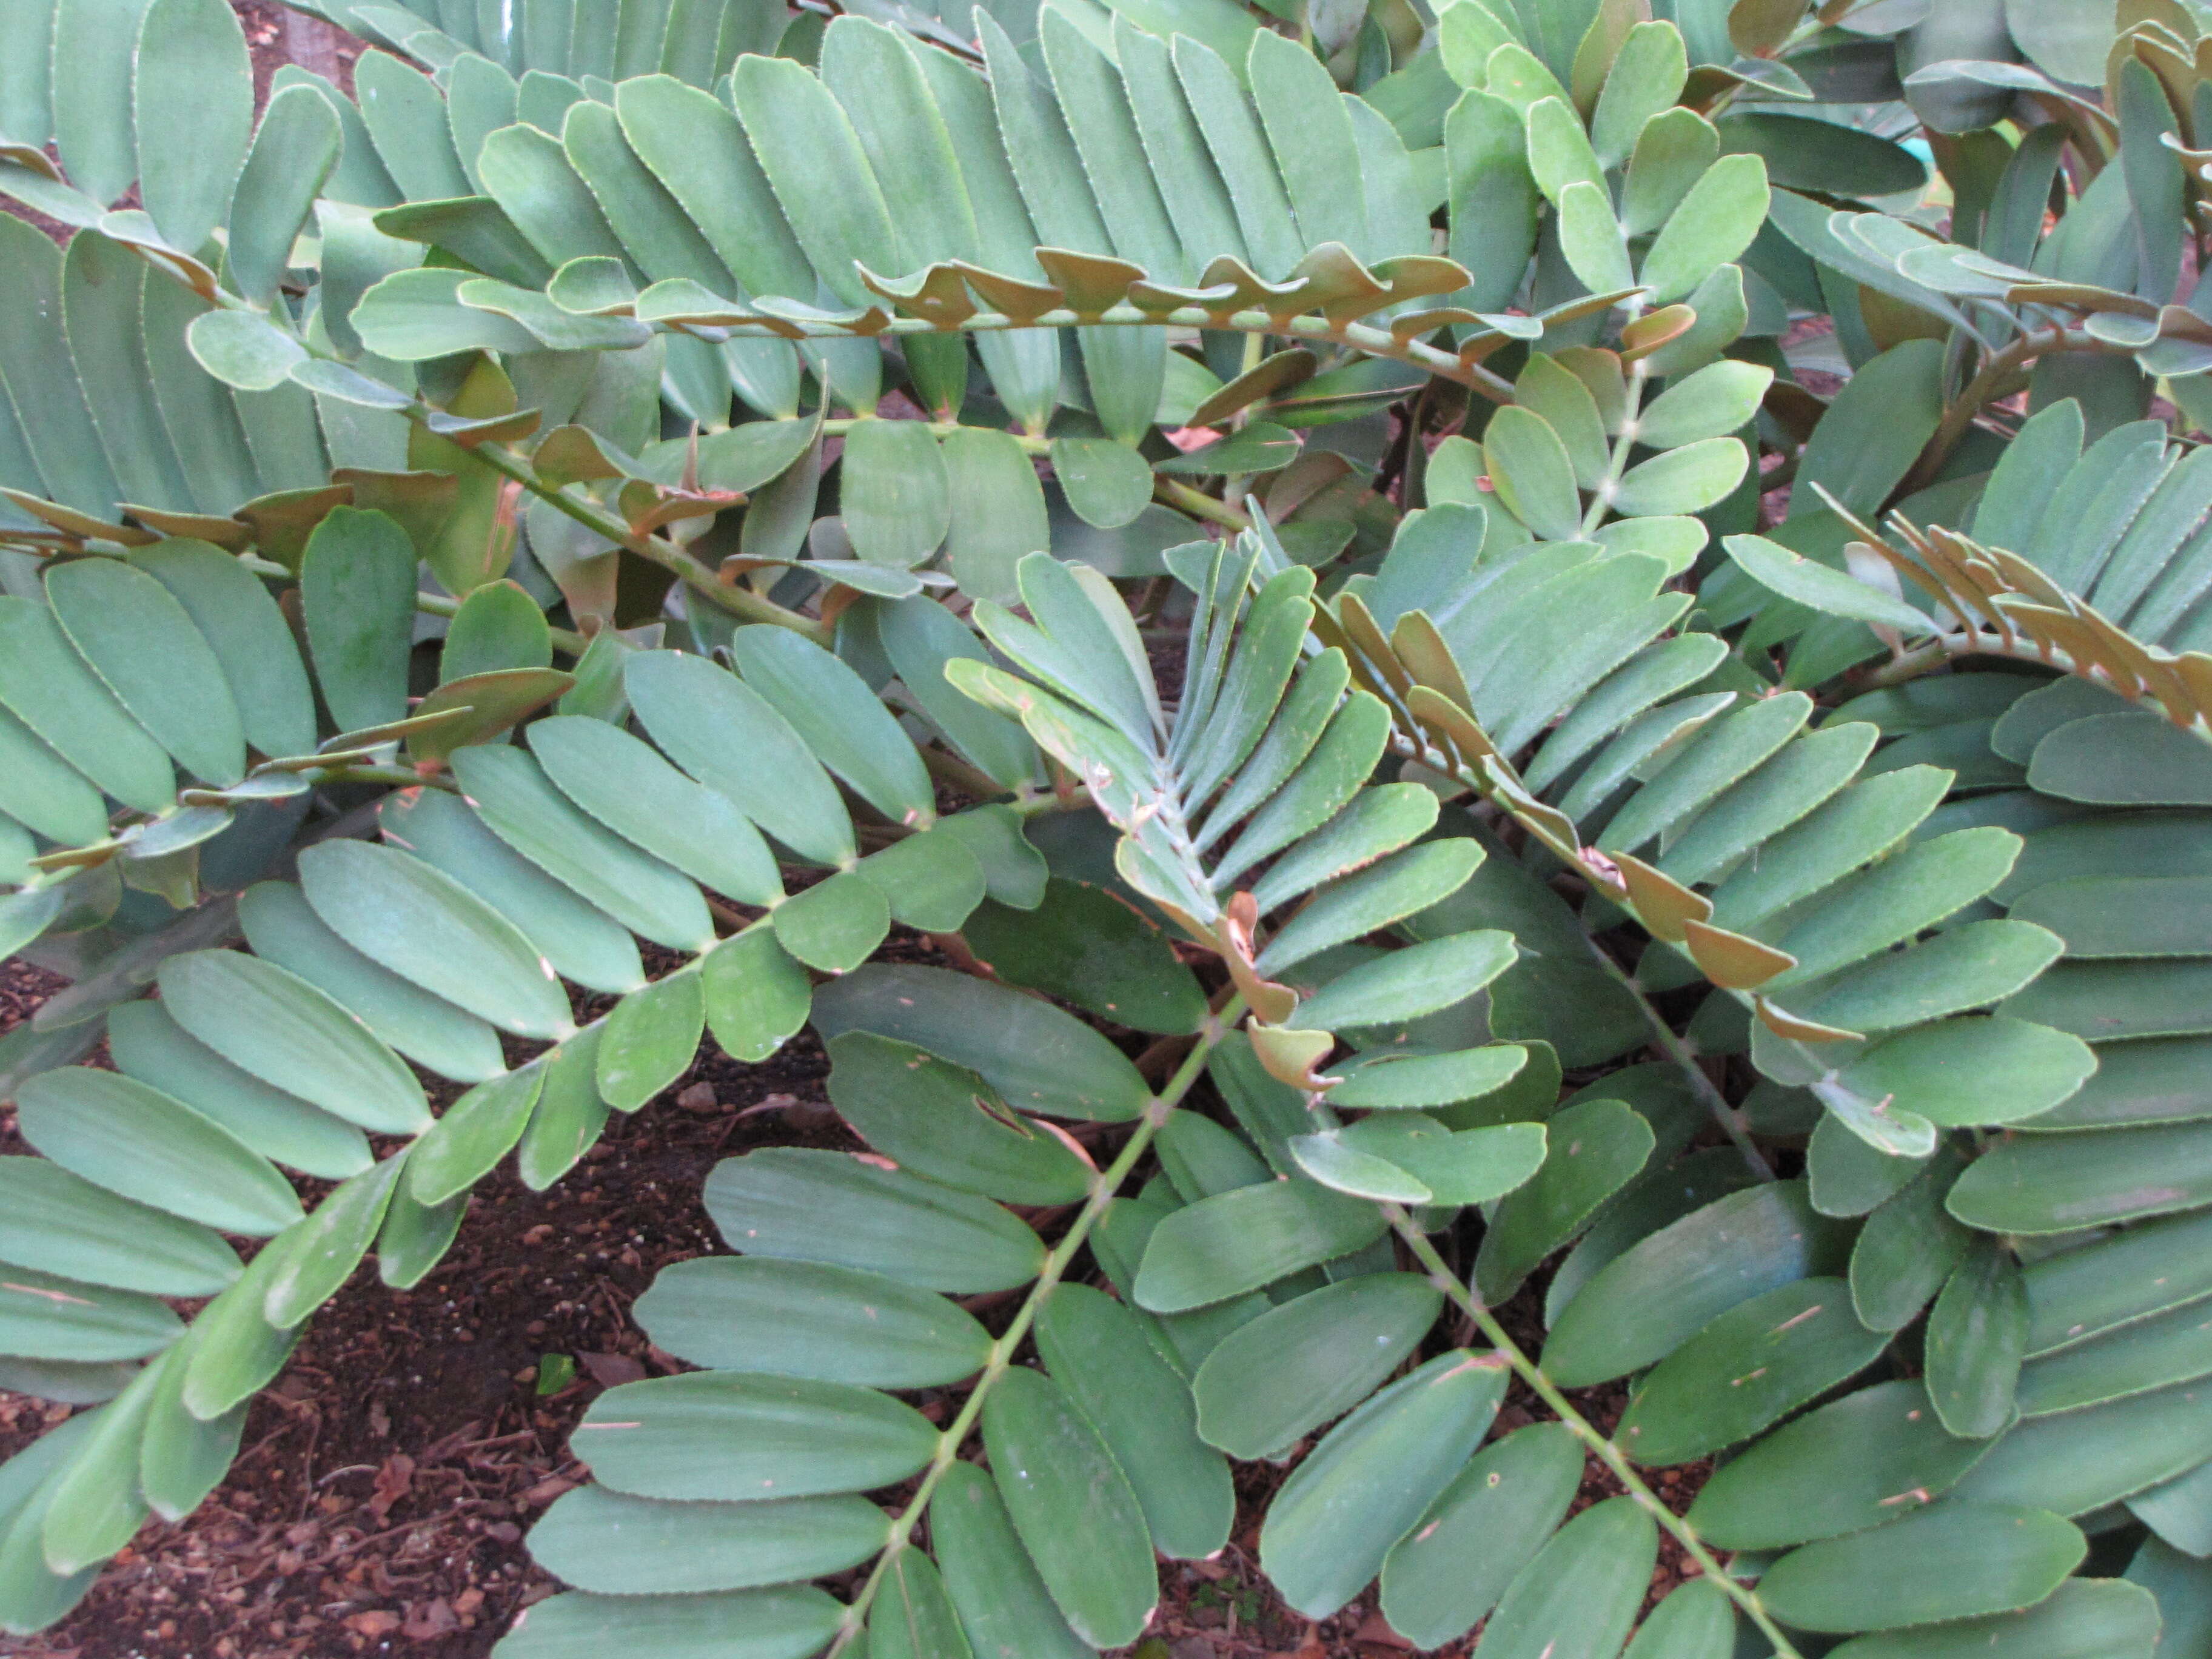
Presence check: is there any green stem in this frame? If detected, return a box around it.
[1382,1209,1806,1659]
[1848,632,1969,690]
[1581,308,1652,537]
[916,742,1010,805]
[1156,477,1251,531]
[659,308,1513,404]
[1848,615,2150,697]
[1589,946,1775,1182]
[1219,327,1270,507]
[1383,730,1586,872]
[825,997,1245,1655]
[1010,784,1088,817]
[1238,327,1267,386]
[312,763,456,790]
[429,417,831,645]
[1902,326,2116,497]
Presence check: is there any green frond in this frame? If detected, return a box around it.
[0,525,1062,1628]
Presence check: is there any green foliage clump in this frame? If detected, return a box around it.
[4,0,2212,1653]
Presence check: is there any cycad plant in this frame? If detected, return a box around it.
[4,0,2212,1652]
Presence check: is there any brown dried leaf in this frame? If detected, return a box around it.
[403,1598,460,1641]
[1352,1610,1413,1649]
[366,1455,415,1520]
